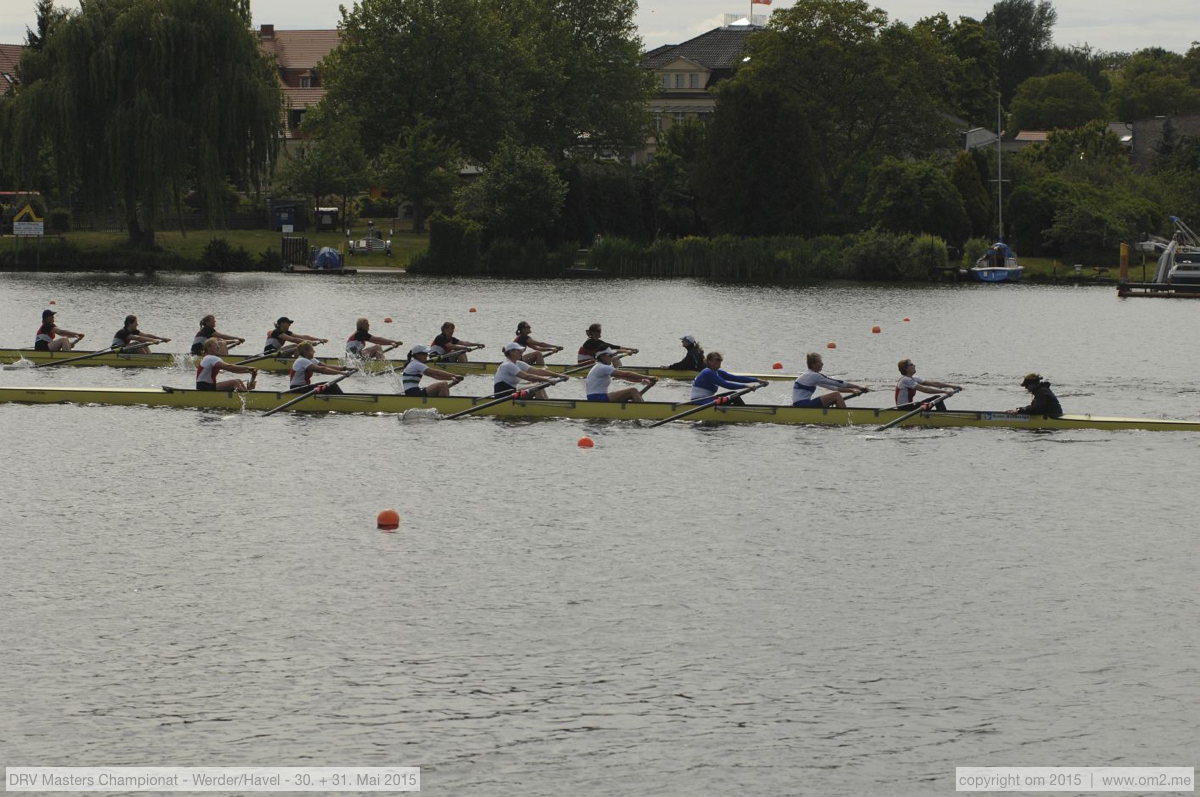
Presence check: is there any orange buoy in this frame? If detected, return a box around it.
[577,436,595,448]
[826,342,837,349]
[772,362,783,370]
[468,307,477,313]
[871,326,881,334]
[902,317,910,322]
[383,317,393,323]
[49,300,56,305]
[376,509,400,530]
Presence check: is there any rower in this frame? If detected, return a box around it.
[401,345,463,397]
[429,321,482,363]
[265,317,325,353]
[346,317,400,360]
[691,352,767,405]
[191,314,245,356]
[494,342,560,399]
[791,352,868,409]
[665,334,705,371]
[585,348,656,402]
[513,321,559,365]
[35,309,84,352]
[577,323,636,366]
[895,358,960,411]
[113,314,169,354]
[195,338,258,392]
[289,342,354,395]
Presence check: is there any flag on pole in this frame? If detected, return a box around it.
[751,0,772,4]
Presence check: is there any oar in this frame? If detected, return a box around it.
[877,388,961,431]
[3,343,124,370]
[443,377,569,420]
[263,369,358,417]
[430,344,485,363]
[648,383,762,427]
[231,345,299,366]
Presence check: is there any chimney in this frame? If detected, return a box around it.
[259,24,275,40]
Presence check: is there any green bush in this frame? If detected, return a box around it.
[48,208,71,232]
[962,237,991,265]
[201,238,254,271]
[409,214,481,274]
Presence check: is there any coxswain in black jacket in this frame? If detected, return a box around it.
[1016,373,1063,417]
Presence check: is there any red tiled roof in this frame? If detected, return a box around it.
[0,43,24,90]
[283,87,326,108]
[259,29,340,70]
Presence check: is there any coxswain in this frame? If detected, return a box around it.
[895,358,960,411]
[401,344,463,397]
[791,352,868,409]
[429,321,482,363]
[265,317,325,354]
[289,342,353,395]
[1007,372,1063,418]
[665,334,705,371]
[690,352,767,405]
[513,320,560,365]
[577,323,636,366]
[585,348,656,402]
[346,317,400,360]
[191,314,245,356]
[34,309,84,352]
[195,338,258,392]
[112,314,169,354]
[494,342,561,399]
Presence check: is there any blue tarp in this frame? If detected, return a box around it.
[312,247,342,270]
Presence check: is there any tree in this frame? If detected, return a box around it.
[1022,120,1129,172]
[640,118,708,239]
[377,117,461,234]
[321,0,649,163]
[860,157,971,248]
[1009,72,1106,131]
[709,0,956,234]
[913,13,999,126]
[9,0,280,247]
[983,0,1058,104]
[455,141,568,242]
[950,150,995,238]
[276,129,370,225]
[1107,48,1200,120]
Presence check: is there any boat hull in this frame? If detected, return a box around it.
[970,266,1023,283]
[2,386,1198,431]
[0,349,793,382]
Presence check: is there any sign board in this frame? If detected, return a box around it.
[282,224,294,234]
[12,204,44,237]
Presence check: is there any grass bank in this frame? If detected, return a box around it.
[1,219,429,271]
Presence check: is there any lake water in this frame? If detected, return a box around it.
[1,273,1196,796]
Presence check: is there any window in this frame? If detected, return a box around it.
[300,76,312,88]
[287,109,306,132]
[674,112,687,125]
[689,73,700,89]
[655,115,666,132]
[674,74,684,88]
[661,74,670,89]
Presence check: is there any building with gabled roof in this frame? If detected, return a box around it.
[0,43,24,95]
[256,25,340,142]
[638,18,763,163]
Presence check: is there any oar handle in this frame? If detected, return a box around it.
[649,383,760,428]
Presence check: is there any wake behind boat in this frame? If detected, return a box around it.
[1,385,1197,431]
[0,348,796,381]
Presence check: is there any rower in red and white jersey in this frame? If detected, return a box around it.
[191,314,245,356]
[195,338,258,392]
[894,358,960,411]
[289,342,354,394]
[112,314,169,354]
[429,321,482,363]
[34,309,84,352]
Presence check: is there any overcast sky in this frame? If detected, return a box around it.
[2,0,1196,55]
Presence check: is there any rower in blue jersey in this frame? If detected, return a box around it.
[690,351,767,405]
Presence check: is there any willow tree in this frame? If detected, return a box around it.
[10,0,281,246]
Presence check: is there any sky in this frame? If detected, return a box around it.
[1,0,1196,55]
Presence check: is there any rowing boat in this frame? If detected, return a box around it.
[2,386,1197,430]
[0,348,795,381]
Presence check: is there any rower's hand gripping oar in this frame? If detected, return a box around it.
[876,387,961,431]
[4,342,125,370]
[443,376,570,420]
[648,382,763,428]
[263,368,358,417]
